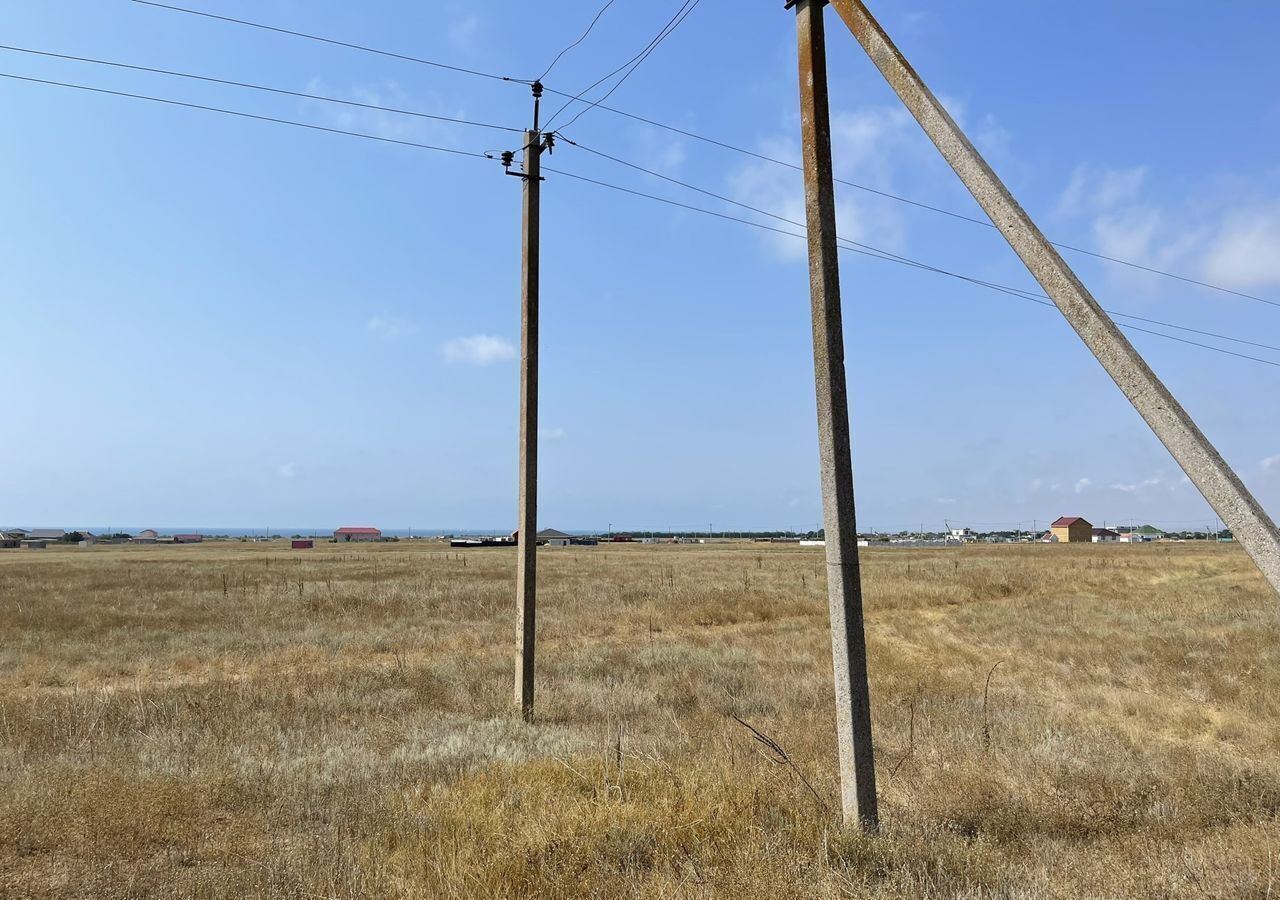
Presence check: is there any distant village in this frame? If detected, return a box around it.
[0,515,1233,551]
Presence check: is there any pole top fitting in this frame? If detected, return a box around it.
[531,80,544,99]
[784,0,828,8]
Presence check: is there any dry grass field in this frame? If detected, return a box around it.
[0,539,1276,899]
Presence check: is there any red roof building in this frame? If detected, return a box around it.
[334,526,382,543]
[1049,516,1093,543]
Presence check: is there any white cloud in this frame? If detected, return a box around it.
[278,462,297,479]
[539,426,567,441]
[1202,209,1280,290]
[1110,473,1187,494]
[1073,477,1091,494]
[1263,454,1280,473]
[448,14,481,51]
[367,316,419,341]
[1057,164,1280,292]
[726,105,913,261]
[303,79,467,147]
[935,497,957,505]
[443,334,515,366]
[1058,164,1148,218]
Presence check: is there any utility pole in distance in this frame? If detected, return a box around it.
[505,82,554,722]
[790,0,879,832]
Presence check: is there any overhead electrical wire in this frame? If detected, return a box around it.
[540,166,1280,370]
[542,0,702,132]
[555,0,702,133]
[559,136,1280,355]
[0,71,495,160]
[0,44,525,134]
[538,0,621,82]
[122,0,1280,309]
[3,66,1274,369]
[127,0,531,84]
[124,0,1280,308]
[545,108,1280,311]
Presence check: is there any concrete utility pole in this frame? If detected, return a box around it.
[509,83,550,721]
[827,0,1280,597]
[791,0,879,832]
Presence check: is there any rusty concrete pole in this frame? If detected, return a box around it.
[794,0,879,831]
[828,0,1280,597]
[516,126,541,720]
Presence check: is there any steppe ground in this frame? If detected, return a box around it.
[0,540,1276,899]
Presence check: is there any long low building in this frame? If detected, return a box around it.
[335,526,382,543]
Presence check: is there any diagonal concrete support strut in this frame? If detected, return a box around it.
[828,0,1280,596]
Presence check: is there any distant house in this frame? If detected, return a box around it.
[133,529,159,545]
[536,528,572,547]
[20,540,47,550]
[174,534,204,544]
[29,528,66,542]
[949,527,976,542]
[335,526,381,543]
[1120,532,1156,543]
[1092,528,1120,543]
[291,539,315,550]
[1049,516,1092,543]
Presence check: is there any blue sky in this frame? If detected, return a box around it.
[2,0,1278,533]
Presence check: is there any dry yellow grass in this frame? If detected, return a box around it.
[0,539,1276,898]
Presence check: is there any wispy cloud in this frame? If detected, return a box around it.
[1110,473,1187,494]
[1202,209,1280,290]
[1263,453,1280,473]
[448,14,481,51]
[278,462,297,480]
[302,78,465,147]
[1074,477,1092,494]
[539,426,567,441]
[368,316,419,340]
[726,104,914,261]
[1057,163,1280,292]
[1058,164,1148,218]
[443,334,515,365]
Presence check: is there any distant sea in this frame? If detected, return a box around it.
[61,527,517,539]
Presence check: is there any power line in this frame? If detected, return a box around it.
[541,165,1280,370]
[123,0,1279,308]
[0,71,494,160]
[127,0,532,85]
[559,137,1280,356]
[557,0,701,133]
[0,44,524,134]
[543,0,702,132]
[6,64,1274,369]
[549,100,1280,310]
[538,0,621,82]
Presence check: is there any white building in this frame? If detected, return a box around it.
[536,528,572,547]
